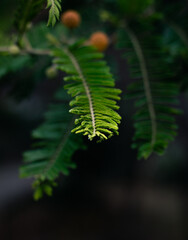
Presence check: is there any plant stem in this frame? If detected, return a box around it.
[0,46,51,56]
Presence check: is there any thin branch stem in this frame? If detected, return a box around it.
[23,48,51,55]
[0,46,51,56]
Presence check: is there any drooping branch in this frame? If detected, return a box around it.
[125,26,157,147]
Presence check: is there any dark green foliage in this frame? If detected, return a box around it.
[0,55,31,78]
[163,25,188,91]
[156,0,188,22]
[157,0,188,91]
[14,0,45,37]
[20,89,85,198]
[53,42,121,141]
[26,23,51,49]
[14,0,62,38]
[25,22,67,49]
[0,0,187,199]
[118,24,181,159]
[117,0,154,17]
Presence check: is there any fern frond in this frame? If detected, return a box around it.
[52,42,121,141]
[118,24,181,159]
[20,89,85,198]
[14,0,45,36]
[46,0,62,26]
[156,1,188,90]
[164,21,188,90]
[169,22,188,50]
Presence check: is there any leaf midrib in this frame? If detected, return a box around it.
[126,26,157,147]
[41,117,75,177]
[63,47,96,138]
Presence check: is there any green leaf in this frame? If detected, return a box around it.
[118,22,181,159]
[32,179,57,200]
[52,42,121,141]
[46,0,62,26]
[20,88,85,197]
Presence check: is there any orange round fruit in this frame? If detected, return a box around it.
[89,32,109,52]
[61,10,81,29]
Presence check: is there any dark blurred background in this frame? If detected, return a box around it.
[0,0,188,239]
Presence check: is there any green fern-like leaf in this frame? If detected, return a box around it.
[163,21,188,90]
[156,0,188,90]
[46,0,62,26]
[32,179,57,200]
[118,23,181,159]
[20,89,85,198]
[14,0,45,36]
[52,42,121,141]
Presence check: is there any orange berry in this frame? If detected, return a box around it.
[61,10,81,29]
[89,32,109,52]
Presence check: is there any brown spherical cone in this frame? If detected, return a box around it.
[61,10,81,29]
[89,32,109,52]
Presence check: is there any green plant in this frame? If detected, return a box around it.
[0,0,187,199]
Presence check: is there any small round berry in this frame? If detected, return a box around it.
[45,66,58,79]
[26,22,32,31]
[9,45,20,55]
[61,10,81,29]
[89,32,109,52]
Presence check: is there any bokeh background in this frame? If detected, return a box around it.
[0,0,188,239]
